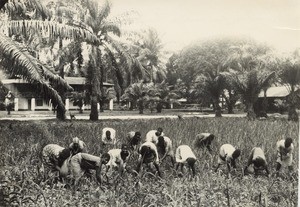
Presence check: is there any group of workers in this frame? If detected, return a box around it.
[42,127,295,185]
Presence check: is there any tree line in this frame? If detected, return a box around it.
[0,0,299,121]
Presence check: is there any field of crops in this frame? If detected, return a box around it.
[0,117,298,206]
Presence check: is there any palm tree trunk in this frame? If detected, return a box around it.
[213,99,222,117]
[138,99,144,114]
[156,102,163,113]
[90,96,98,120]
[56,36,66,120]
[246,102,256,120]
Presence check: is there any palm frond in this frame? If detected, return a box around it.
[97,0,111,22]
[0,32,67,109]
[101,23,121,36]
[5,20,99,44]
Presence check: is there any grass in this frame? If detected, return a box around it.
[0,117,298,206]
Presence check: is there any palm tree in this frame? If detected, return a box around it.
[229,69,275,120]
[74,0,142,120]
[0,0,98,119]
[193,70,226,117]
[121,81,154,114]
[149,82,181,113]
[0,32,72,115]
[132,28,166,83]
[278,57,300,121]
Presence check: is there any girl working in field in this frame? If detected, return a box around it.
[275,137,294,176]
[127,131,142,151]
[136,141,162,177]
[194,133,215,153]
[101,144,131,174]
[175,145,197,177]
[145,127,164,144]
[102,127,117,147]
[156,136,175,166]
[69,137,87,155]
[69,152,103,185]
[244,147,269,176]
[215,144,241,173]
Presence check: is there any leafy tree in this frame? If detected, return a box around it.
[165,53,180,86]
[278,55,300,121]
[226,42,276,119]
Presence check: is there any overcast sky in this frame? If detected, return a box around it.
[111,0,300,54]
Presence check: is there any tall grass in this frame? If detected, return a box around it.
[0,118,298,206]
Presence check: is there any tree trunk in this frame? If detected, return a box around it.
[90,96,98,121]
[138,99,144,114]
[156,102,163,113]
[227,104,234,114]
[287,91,299,121]
[288,105,298,121]
[56,105,66,120]
[213,99,222,117]
[99,99,104,112]
[246,102,256,120]
[56,36,66,120]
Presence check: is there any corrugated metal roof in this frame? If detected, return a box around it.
[258,86,290,98]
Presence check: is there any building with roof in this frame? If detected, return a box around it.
[258,86,290,98]
[1,77,114,111]
[256,86,298,113]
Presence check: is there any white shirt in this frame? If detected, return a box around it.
[102,127,116,145]
[276,139,294,158]
[251,147,266,161]
[70,153,101,180]
[175,145,196,163]
[219,144,236,162]
[106,149,129,168]
[42,144,65,161]
[158,136,173,156]
[145,130,164,143]
[139,141,159,163]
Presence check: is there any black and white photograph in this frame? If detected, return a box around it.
[0,0,299,206]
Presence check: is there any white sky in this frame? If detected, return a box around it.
[111,0,300,54]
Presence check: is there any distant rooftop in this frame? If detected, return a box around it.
[2,77,114,87]
[258,86,290,98]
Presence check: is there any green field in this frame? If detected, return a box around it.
[0,118,298,206]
